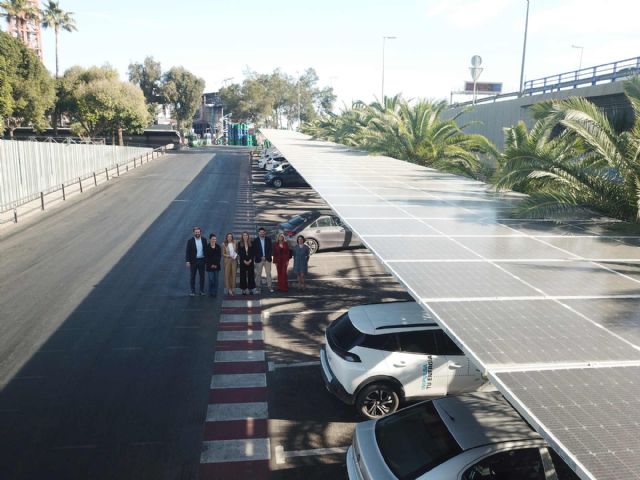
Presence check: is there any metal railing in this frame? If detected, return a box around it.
[524,56,640,94]
[451,56,640,108]
[0,141,167,221]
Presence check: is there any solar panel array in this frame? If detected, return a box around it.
[261,129,640,480]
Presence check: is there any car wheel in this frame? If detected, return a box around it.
[273,178,283,188]
[356,383,400,420]
[305,238,319,255]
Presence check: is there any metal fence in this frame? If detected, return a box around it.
[0,140,153,212]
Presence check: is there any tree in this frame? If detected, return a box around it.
[58,65,149,144]
[40,0,76,79]
[219,68,336,127]
[128,56,163,119]
[494,77,640,222]
[162,66,205,132]
[0,31,55,136]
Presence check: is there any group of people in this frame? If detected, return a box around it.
[185,226,311,296]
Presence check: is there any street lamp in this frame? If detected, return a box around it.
[571,45,584,71]
[518,0,530,94]
[381,35,397,103]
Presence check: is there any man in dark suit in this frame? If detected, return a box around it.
[253,227,274,293]
[185,226,208,296]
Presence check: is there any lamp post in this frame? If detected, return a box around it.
[381,35,396,103]
[518,0,530,94]
[296,71,301,131]
[571,45,584,71]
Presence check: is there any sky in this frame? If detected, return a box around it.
[13,0,640,109]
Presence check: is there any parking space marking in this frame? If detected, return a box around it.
[200,438,271,463]
[217,330,264,342]
[268,361,320,372]
[274,445,349,464]
[222,299,261,308]
[219,313,263,323]
[306,274,393,281]
[211,373,267,389]
[265,309,347,317]
[206,402,268,422]
[215,350,266,362]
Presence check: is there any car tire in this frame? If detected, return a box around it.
[273,178,283,188]
[356,383,400,420]
[305,238,319,255]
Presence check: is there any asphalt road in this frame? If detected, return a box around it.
[0,147,249,480]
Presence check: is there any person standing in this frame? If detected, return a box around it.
[253,227,274,293]
[223,233,238,296]
[205,233,221,297]
[273,233,290,292]
[238,232,256,295]
[186,226,208,296]
[292,235,310,291]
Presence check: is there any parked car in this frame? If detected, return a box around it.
[265,156,287,171]
[264,165,309,189]
[257,149,281,169]
[320,301,485,419]
[346,391,580,480]
[276,210,362,254]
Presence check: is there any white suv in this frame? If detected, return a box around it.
[320,301,485,419]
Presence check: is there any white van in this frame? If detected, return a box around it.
[320,301,485,419]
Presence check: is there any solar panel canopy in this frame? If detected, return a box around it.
[261,129,640,480]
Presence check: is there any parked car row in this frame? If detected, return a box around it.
[259,147,309,188]
[319,301,580,480]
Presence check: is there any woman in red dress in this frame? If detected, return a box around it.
[273,233,290,292]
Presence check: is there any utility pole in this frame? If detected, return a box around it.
[381,36,396,103]
[519,0,530,94]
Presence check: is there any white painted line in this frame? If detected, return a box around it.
[268,361,320,372]
[267,309,348,317]
[210,373,267,389]
[215,350,266,362]
[274,445,349,464]
[206,402,268,422]
[421,294,640,303]
[306,275,393,281]
[219,313,263,323]
[201,438,271,463]
[222,300,262,308]
[217,330,264,342]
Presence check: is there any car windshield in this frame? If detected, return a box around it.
[376,401,462,480]
[329,313,365,351]
[280,215,308,231]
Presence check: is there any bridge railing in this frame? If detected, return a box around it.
[524,56,640,95]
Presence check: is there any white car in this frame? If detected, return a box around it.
[347,391,580,480]
[320,301,485,419]
[265,156,287,171]
[257,149,281,169]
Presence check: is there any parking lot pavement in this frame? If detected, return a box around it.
[251,160,411,478]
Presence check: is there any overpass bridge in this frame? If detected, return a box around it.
[447,56,639,150]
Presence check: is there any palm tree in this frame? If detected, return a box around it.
[0,0,39,46]
[40,0,77,79]
[495,77,640,222]
[363,97,496,177]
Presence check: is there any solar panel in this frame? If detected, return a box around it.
[261,129,640,480]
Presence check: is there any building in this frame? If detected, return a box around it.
[4,0,43,61]
[192,92,225,136]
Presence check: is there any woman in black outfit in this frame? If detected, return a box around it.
[237,232,256,295]
[205,233,222,297]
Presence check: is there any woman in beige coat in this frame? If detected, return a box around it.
[222,233,238,295]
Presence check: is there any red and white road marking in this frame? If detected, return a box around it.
[200,297,270,480]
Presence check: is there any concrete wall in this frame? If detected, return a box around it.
[446,82,629,151]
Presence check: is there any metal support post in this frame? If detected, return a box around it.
[106,168,109,181]
[41,192,45,210]
[62,183,66,201]
[79,177,83,193]
[93,172,97,186]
